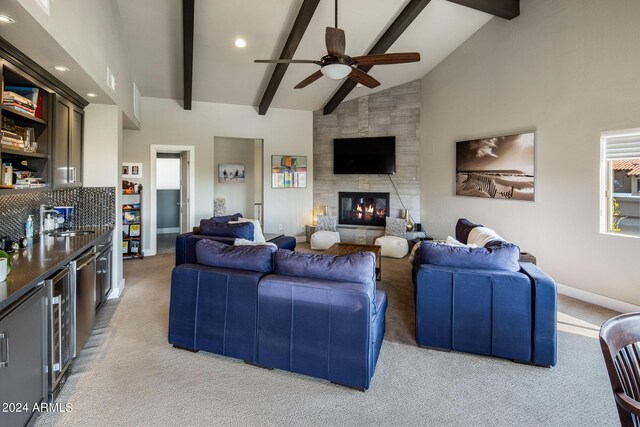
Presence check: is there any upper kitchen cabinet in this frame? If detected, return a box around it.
[0,37,88,193]
[53,95,83,188]
[0,61,53,191]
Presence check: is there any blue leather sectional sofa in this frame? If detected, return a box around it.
[169,239,387,390]
[412,219,557,367]
[175,215,296,266]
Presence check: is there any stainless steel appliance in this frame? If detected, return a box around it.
[46,268,73,399]
[95,236,113,310]
[70,248,97,357]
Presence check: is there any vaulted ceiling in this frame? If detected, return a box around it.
[116,0,498,113]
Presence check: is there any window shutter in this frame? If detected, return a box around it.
[605,134,640,160]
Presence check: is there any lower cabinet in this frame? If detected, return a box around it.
[0,284,48,427]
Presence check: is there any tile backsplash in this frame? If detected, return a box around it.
[0,187,116,239]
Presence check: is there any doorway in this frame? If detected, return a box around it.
[156,153,180,253]
[213,137,263,223]
[149,145,195,256]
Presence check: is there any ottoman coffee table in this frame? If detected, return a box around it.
[325,243,382,280]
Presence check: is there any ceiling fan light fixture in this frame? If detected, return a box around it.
[321,63,351,80]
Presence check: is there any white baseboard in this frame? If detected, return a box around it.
[157,227,180,235]
[108,278,126,300]
[144,248,156,257]
[557,283,640,313]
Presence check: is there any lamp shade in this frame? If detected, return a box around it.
[320,63,351,80]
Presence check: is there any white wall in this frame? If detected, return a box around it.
[123,97,313,251]
[213,137,256,218]
[16,0,140,127]
[421,0,640,305]
[83,104,125,297]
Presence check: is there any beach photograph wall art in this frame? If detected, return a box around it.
[456,132,535,201]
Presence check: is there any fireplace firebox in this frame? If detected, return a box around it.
[338,192,390,227]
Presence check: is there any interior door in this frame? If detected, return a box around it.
[180,151,190,233]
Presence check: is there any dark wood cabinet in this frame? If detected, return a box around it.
[53,96,83,188]
[0,284,48,427]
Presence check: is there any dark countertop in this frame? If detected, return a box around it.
[0,226,114,313]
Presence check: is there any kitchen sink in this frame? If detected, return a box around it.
[49,230,96,237]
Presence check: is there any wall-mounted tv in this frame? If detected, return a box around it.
[333,136,396,174]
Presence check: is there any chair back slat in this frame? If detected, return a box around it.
[600,313,640,427]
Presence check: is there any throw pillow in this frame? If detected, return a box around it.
[445,236,479,248]
[418,241,520,272]
[316,215,337,232]
[209,213,243,223]
[199,219,254,240]
[467,226,506,248]
[455,218,482,244]
[213,198,226,217]
[196,239,275,273]
[385,217,407,238]
[234,239,277,249]
[229,218,266,243]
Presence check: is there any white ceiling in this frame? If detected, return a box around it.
[116,0,492,112]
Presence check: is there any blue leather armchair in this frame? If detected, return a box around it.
[257,251,387,390]
[414,244,557,367]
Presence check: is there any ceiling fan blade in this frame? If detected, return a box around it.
[294,70,324,89]
[351,52,420,66]
[325,27,345,57]
[348,67,380,89]
[254,59,322,65]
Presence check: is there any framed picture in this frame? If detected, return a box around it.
[271,155,307,188]
[456,131,535,201]
[122,162,143,178]
[218,163,245,183]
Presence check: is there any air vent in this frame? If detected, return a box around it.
[36,0,50,15]
[106,67,116,91]
[133,83,141,122]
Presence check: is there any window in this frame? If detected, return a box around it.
[601,130,640,237]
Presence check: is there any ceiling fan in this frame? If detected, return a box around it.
[254,0,420,89]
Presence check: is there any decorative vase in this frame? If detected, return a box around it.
[404,209,414,232]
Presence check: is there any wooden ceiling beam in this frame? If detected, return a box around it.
[183,0,195,110]
[322,0,431,116]
[258,0,321,116]
[446,0,519,20]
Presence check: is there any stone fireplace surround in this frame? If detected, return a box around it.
[312,80,421,245]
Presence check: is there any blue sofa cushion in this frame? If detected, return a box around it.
[273,250,376,305]
[199,219,254,240]
[418,241,521,272]
[209,213,243,223]
[196,239,275,273]
[455,218,482,244]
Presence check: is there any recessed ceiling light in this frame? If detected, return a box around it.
[235,38,247,48]
[86,93,98,98]
[0,15,15,24]
[54,66,69,72]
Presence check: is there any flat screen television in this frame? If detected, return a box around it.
[333,136,396,174]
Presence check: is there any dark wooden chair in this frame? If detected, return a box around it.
[600,313,640,427]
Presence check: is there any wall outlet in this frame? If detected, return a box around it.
[278,224,283,231]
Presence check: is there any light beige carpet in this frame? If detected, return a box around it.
[35,244,620,426]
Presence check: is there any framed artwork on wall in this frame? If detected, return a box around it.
[271,155,307,188]
[218,163,245,183]
[122,162,143,178]
[456,131,535,201]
